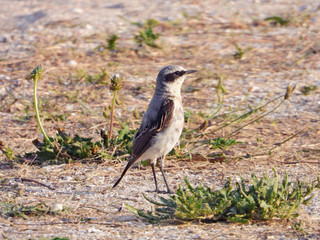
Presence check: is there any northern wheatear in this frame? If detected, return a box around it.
[112,65,196,193]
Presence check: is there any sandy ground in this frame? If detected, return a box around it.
[0,0,319,239]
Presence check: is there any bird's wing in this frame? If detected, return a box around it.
[112,99,174,188]
[132,98,174,159]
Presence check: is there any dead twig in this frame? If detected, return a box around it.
[15,178,55,190]
[79,205,110,215]
[5,221,122,227]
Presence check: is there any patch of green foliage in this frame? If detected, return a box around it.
[126,169,319,224]
[233,43,252,60]
[264,16,290,26]
[0,140,14,160]
[209,137,239,149]
[25,129,105,164]
[300,85,317,95]
[183,108,194,123]
[106,34,118,50]
[21,123,135,165]
[4,66,136,165]
[292,220,308,236]
[101,122,136,157]
[134,19,161,48]
[86,69,109,84]
[75,69,109,84]
[94,34,119,52]
[0,202,53,220]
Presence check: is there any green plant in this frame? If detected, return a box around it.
[292,220,308,236]
[71,69,110,85]
[108,74,122,140]
[101,122,136,157]
[264,16,290,26]
[94,34,119,52]
[24,129,104,164]
[209,137,239,149]
[233,43,252,60]
[300,85,317,95]
[74,69,109,84]
[86,69,109,84]
[0,140,14,160]
[107,34,118,50]
[2,65,134,165]
[19,122,136,165]
[134,19,161,48]
[94,33,119,52]
[26,65,52,145]
[0,202,54,219]
[207,73,226,119]
[126,169,319,224]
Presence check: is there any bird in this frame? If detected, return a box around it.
[112,65,197,193]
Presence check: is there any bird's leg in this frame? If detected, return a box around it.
[159,155,173,194]
[151,162,159,193]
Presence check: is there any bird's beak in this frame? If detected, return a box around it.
[186,69,197,74]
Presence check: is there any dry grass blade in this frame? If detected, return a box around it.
[16,178,55,190]
[227,84,296,137]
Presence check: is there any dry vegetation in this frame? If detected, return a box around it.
[0,0,319,239]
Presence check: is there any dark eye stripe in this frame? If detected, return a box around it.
[165,73,175,82]
[165,70,186,82]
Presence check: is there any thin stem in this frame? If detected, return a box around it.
[267,127,306,154]
[228,98,286,137]
[238,182,248,198]
[207,75,225,119]
[207,95,283,135]
[33,76,51,145]
[109,89,117,140]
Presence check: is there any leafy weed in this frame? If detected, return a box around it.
[127,169,319,224]
[134,19,161,48]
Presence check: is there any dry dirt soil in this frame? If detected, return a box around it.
[0,0,319,239]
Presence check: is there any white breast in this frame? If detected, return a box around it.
[139,103,184,162]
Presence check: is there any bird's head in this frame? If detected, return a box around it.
[156,65,197,95]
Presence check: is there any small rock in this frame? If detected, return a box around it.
[62,176,73,181]
[115,109,122,117]
[86,24,93,30]
[106,3,125,9]
[88,227,101,233]
[67,60,78,66]
[51,203,63,212]
[72,8,83,13]
[0,36,7,43]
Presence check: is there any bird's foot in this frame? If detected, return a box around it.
[146,188,160,193]
[165,189,174,194]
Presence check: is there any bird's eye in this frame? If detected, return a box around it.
[174,71,185,76]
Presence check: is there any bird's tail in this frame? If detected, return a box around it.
[112,156,137,188]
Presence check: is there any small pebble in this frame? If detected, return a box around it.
[67,60,78,66]
[51,203,63,212]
